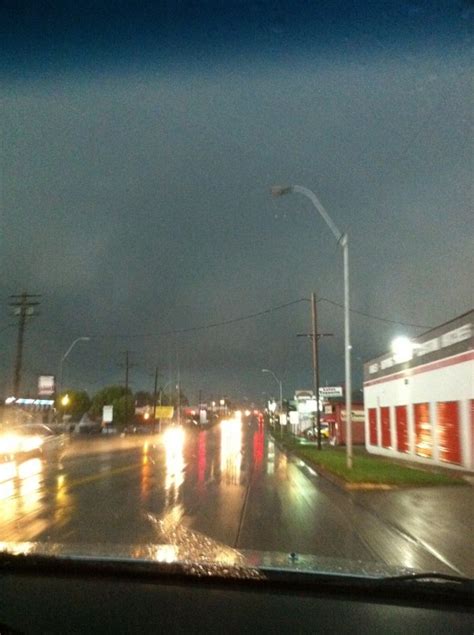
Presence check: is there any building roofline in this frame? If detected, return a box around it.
[416,308,473,337]
[363,308,474,366]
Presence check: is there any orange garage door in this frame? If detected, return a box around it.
[414,403,432,458]
[380,407,391,448]
[437,401,461,465]
[395,405,409,453]
[368,408,377,445]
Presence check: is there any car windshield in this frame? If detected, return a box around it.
[0,1,472,582]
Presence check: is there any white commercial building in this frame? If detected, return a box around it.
[363,310,473,472]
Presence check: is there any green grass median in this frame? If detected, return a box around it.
[272,432,465,487]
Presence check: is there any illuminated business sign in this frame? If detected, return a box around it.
[319,386,343,398]
[38,375,55,396]
[9,398,54,406]
[295,390,314,401]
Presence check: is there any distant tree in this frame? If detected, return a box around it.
[56,390,91,421]
[114,394,136,425]
[90,385,131,420]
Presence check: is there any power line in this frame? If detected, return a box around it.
[159,298,310,335]
[317,297,431,329]
[44,298,309,340]
[29,296,432,344]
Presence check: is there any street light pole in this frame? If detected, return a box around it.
[271,184,353,468]
[58,336,90,396]
[261,368,283,413]
[342,233,352,467]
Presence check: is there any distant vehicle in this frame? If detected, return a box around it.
[0,423,66,462]
[75,414,102,435]
[123,423,155,435]
[302,423,329,441]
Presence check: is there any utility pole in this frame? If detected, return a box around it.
[9,292,41,396]
[119,351,136,428]
[311,292,320,448]
[125,351,130,427]
[176,366,181,426]
[297,292,333,451]
[153,366,159,432]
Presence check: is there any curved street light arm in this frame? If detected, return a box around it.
[61,337,90,362]
[291,185,344,244]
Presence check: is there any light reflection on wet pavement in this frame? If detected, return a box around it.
[0,417,472,576]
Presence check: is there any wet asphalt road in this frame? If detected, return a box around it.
[1,418,473,576]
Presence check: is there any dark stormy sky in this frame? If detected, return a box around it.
[1,1,472,403]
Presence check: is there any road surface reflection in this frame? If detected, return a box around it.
[163,426,185,505]
[220,418,242,484]
[0,458,46,539]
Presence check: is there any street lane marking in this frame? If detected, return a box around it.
[65,462,143,490]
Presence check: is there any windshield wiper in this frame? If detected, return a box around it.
[381,572,473,586]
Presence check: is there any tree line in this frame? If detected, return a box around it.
[56,386,189,424]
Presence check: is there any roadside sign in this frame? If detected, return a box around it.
[279,414,287,426]
[319,386,343,398]
[154,406,174,420]
[341,409,365,422]
[102,405,113,423]
[38,375,55,396]
[289,411,299,425]
[298,399,318,414]
[199,408,207,425]
[295,390,314,400]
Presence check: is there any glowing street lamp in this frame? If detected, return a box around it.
[391,336,416,364]
[61,394,70,407]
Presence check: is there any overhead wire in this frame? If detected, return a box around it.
[317,298,432,330]
[18,296,433,341]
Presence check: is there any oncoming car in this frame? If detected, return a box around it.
[0,424,66,462]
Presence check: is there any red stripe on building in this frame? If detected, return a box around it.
[364,350,474,387]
